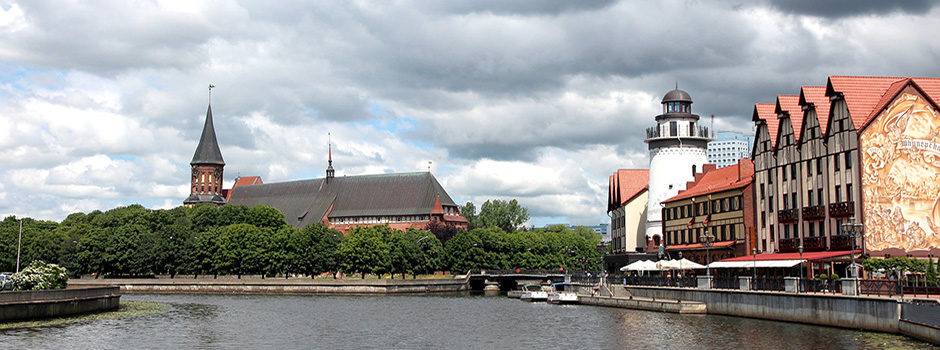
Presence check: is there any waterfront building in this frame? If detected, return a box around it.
[184,105,227,206]
[750,76,940,262]
[607,169,650,254]
[183,105,468,233]
[707,131,753,169]
[661,159,754,265]
[644,88,711,250]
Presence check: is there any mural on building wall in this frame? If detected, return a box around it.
[861,91,940,254]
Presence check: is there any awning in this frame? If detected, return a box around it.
[665,240,736,251]
[708,259,803,269]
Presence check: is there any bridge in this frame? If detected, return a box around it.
[466,270,568,292]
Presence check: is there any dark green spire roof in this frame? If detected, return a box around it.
[191,105,225,165]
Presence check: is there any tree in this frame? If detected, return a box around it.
[338,226,390,278]
[214,223,272,278]
[247,205,287,229]
[475,199,529,233]
[460,202,477,229]
[291,223,343,278]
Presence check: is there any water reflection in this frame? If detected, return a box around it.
[0,293,935,350]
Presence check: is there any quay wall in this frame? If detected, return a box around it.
[0,287,120,322]
[68,278,469,294]
[625,286,900,333]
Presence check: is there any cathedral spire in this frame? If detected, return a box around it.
[191,105,225,166]
[326,133,335,180]
[184,89,226,206]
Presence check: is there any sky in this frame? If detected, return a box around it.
[2,0,940,227]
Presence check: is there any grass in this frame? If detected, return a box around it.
[0,301,166,330]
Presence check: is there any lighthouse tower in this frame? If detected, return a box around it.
[644,88,710,248]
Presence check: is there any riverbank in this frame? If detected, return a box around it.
[0,287,121,322]
[68,276,469,294]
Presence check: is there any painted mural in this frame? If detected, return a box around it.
[861,91,940,254]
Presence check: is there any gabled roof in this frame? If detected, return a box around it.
[662,159,753,203]
[799,86,831,135]
[775,95,802,142]
[859,77,940,130]
[826,76,905,130]
[191,105,225,165]
[224,176,264,201]
[752,103,778,147]
[228,172,461,228]
[608,169,649,212]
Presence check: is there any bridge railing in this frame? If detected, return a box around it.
[468,270,565,276]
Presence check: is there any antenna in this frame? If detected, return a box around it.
[428,161,432,173]
[710,114,715,139]
[208,84,215,105]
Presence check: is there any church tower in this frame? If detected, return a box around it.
[644,88,710,248]
[326,136,335,181]
[184,105,227,206]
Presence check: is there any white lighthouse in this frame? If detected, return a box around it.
[644,88,710,249]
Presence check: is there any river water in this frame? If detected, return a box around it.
[2,293,936,349]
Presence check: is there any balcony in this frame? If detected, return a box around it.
[777,208,800,223]
[802,236,827,251]
[646,125,710,140]
[830,234,858,251]
[828,201,855,218]
[778,237,799,252]
[802,205,826,220]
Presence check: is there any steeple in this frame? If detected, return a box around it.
[184,98,227,206]
[326,133,335,180]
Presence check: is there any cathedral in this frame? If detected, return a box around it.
[184,104,469,233]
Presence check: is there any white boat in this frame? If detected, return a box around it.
[547,283,579,305]
[520,284,548,302]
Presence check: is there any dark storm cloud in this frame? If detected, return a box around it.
[424,0,618,16]
[763,0,939,19]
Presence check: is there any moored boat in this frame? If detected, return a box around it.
[547,282,579,305]
[520,284,548,302]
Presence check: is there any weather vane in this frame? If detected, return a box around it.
[428,161,432,172]
[208,84,216,105]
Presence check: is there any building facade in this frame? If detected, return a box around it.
[644,89,711,248]
[751,76,940,260]
[707,131,753,169]
[608,169,649,254]
[662,159,754,264]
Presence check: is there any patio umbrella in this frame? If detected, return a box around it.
[675,258,706,269]
[620,260,658,271]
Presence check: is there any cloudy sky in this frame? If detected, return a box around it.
[2,0,940,227]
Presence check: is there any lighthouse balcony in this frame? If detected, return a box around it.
[645,125,710,141]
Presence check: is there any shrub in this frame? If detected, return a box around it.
[11,261,69,291]
[830,273,840,281]
[818,274,828,280]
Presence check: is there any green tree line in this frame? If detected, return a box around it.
[0,201,601,278]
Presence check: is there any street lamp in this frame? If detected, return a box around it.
[752,247,758,282]
[699,230,715,276]
[798,244,804,293]
[840,217,865,279]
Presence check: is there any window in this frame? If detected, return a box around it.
[769,196,774,211]
[784,224,790,239]
[783,165,788,182]
[846,151,852,169]
[809,222,815,237]
[818,189,824,207]
[808,190,814,206]
[670,121,677,136]
[791,163,797,180]
[847,184,853,202]
[819,222,825,237]
[721,199,727,212]
[783,195,789,210]
[769,170,774,184]
[834,153,840,171]
[791,193,798,210]
[770,226,775,241]
[807,160,812,176]
[760,184,765,199]
[835,185,842,202]
[761,213,766,228]
[817,158,822,175]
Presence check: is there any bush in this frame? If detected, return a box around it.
[830,273,840,281]
[818,274,828,280]
[11,261,69,291]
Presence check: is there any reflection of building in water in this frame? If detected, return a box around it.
[752,76,940,259]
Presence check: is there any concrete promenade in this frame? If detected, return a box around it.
[0,286,121,322]
[68,276,470,294]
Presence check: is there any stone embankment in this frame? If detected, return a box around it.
[0,286,120,322]
[68,276,469,294]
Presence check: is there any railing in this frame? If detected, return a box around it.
[802,279,842,294]
[777,208,800,223]
[801,205,826,220]
[778,238,799,252]
[620,276,696,288]
[829,234,856,251]
[859,279,901,297]
[713,277,739,290]
[828,201,855,218]
[646,125,710,139]
[802,235,826,251]
[901,276,940,297]
[752,277,785,291]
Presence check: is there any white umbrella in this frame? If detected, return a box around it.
[675,258,706,269]
[656,260,682,270]
[620,260,658,271]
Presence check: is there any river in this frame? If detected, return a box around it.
[2,293,936,349]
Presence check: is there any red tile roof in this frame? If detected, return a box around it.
[662,159,754,203]
[234,176,263,187]
[798,86,830,135]
[752,103,778,147]
[775,95,802,142]
[608,169,649,211]
[859,77,940,131]
[826,76,906,130]
[717,250,860,262]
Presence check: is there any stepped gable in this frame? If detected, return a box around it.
[799,86,831,135]
[663,159,754,203]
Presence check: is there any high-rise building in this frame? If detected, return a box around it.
[707,131,753,169]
